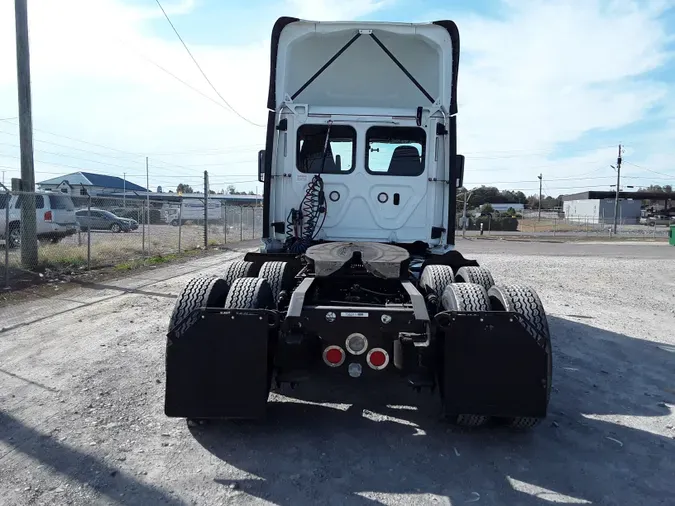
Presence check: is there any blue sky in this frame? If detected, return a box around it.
[1,0,674,196]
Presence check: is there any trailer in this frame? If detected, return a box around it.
[164,199,222,226]
[164,17,552,428]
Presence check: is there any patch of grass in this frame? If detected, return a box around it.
[114,248,203,272]
[38,245,89,270]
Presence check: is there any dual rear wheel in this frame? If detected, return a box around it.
[420,264,551,429]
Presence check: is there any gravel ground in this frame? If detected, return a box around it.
[1,239,674,505]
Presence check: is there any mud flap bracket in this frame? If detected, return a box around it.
[436,311,549,419]
[165,308,278,419]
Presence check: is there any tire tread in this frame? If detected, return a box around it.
[456,266,495,292]
[169,276,228,338]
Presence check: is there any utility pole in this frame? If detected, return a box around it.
[123,172,126,208]
[14,0,38,268]
[461,189,472,238]
[612,144,622,235]
[203,170,209,248]
[537,173,542,221]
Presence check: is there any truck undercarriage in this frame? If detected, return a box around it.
[165,241,551,429]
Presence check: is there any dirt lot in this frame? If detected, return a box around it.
[1,239,674,505]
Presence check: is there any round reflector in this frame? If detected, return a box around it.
[323,345,345,367]
[367,348,389,370]
[345,333,368,355]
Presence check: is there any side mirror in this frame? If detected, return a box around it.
[335,154,342,171]
[258,150,265,183]
[455,154,465,188]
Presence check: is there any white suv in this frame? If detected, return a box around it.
[0,192,78,248]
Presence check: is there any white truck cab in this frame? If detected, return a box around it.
[258,18,464,254]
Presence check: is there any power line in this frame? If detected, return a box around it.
[113,36,247,117]
[0,120,213,174]
[461,144,617,157]
[153,0,265,128]
[624,161,674,179]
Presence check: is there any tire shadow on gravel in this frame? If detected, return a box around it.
[0,410,184,506]
[189,316,674,506]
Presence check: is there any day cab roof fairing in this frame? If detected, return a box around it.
[266,17,460,115]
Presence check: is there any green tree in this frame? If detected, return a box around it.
[176,183,194,194]
[481,203,494,214]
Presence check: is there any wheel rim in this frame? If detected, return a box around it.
[111,224,120,232]
[9,228,20,246]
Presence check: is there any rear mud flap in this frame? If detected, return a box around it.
[436,311,549,419]
[165,308,278,419]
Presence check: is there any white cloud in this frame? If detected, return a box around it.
[0,0,673,196]
[427,0,675,193]
[285,0,394,21]
[0,0,393,191]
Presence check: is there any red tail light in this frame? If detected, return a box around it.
[366,348,389,370]
[44,211,52,222]
[323,345,345,367]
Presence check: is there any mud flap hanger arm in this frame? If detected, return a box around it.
[290,30,436,105]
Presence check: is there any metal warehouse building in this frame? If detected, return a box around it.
[561,191,672,224]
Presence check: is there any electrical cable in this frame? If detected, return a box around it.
[153,0,265,128]
[287,123,331,253]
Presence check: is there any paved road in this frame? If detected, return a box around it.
[455,237,675,259]
[0,240,673,505]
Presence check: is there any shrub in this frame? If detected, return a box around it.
[475,215,519,231]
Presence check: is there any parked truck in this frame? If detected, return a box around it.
[163,17,552,429]
[164,199,222,226]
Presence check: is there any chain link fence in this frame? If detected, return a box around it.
[1,190,263,290]
[458,213,671,238]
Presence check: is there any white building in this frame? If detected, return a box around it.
[562,191,642,224]
[37,172,147,196]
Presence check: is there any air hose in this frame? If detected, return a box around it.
[286,122,331,253]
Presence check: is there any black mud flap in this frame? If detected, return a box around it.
[436,311,549,419]
[165,308,278,419]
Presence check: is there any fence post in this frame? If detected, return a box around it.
[178,198,183,254]
[553,218,557,237]
[203,201,208,250]
[240,208,243,242]
[87,196,91,270]
[4,190,9,288]
[223,206,228,244]
[142,200,146,256]
[252,206,255,239]
[147,200,151,256]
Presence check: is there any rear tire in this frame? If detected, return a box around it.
[221,260,256,286]
[257,261,294,305]
[224,277,276,397]
[488,284,551,429]
[224,277,274,310]
[455,266,495,292]
[419,265,454,310]
[440,283,491,428]
[168,277,230,338]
